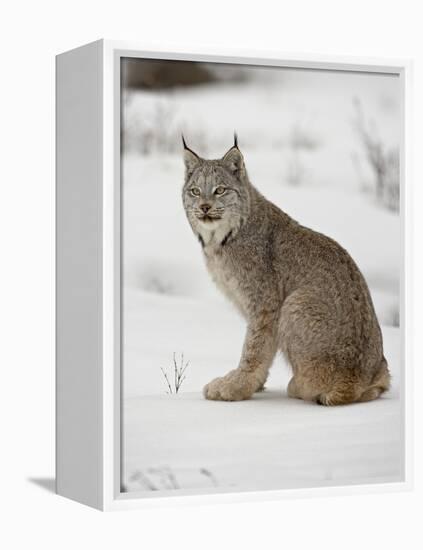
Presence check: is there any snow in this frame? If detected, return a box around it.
[123,326,401,495]
[121,66,402,495]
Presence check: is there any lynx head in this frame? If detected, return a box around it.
[182,135,251,245]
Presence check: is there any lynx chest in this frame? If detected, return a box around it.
[204,250,249,317]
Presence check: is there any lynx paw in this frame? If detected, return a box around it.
[203,371,256,401]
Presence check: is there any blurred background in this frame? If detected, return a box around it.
[122,58,400,210]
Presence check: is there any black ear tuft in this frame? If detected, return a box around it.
[182,134,189,150]
[234,132,238,149]
[182,135,201,176]
[181,134,199,157]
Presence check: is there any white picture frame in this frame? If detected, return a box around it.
[56,39,413,511]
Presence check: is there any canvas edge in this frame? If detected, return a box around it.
[56,39,104,510]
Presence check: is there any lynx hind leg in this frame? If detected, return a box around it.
[358,387,384,403]
[280,290,388,406]
[286,361,364,406]
[280,289,348,404]
[289,360,390,406]
[358,357,391,403]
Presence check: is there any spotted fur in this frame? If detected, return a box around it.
[182,138,390,404]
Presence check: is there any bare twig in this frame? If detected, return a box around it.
[160,353,189,394]
[160,367,173,394]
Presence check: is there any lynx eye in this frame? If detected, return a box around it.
[190,187,201,197]
[214,186,226,195]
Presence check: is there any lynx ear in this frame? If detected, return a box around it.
[182,135,201,176]
[222,143,244,177]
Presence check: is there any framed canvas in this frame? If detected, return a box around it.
[56,40,413,511]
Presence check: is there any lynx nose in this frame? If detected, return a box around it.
[200,203,211,214]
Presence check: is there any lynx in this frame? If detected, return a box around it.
[182,135,390,405]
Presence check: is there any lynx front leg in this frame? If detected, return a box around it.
[204,311,278,401]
